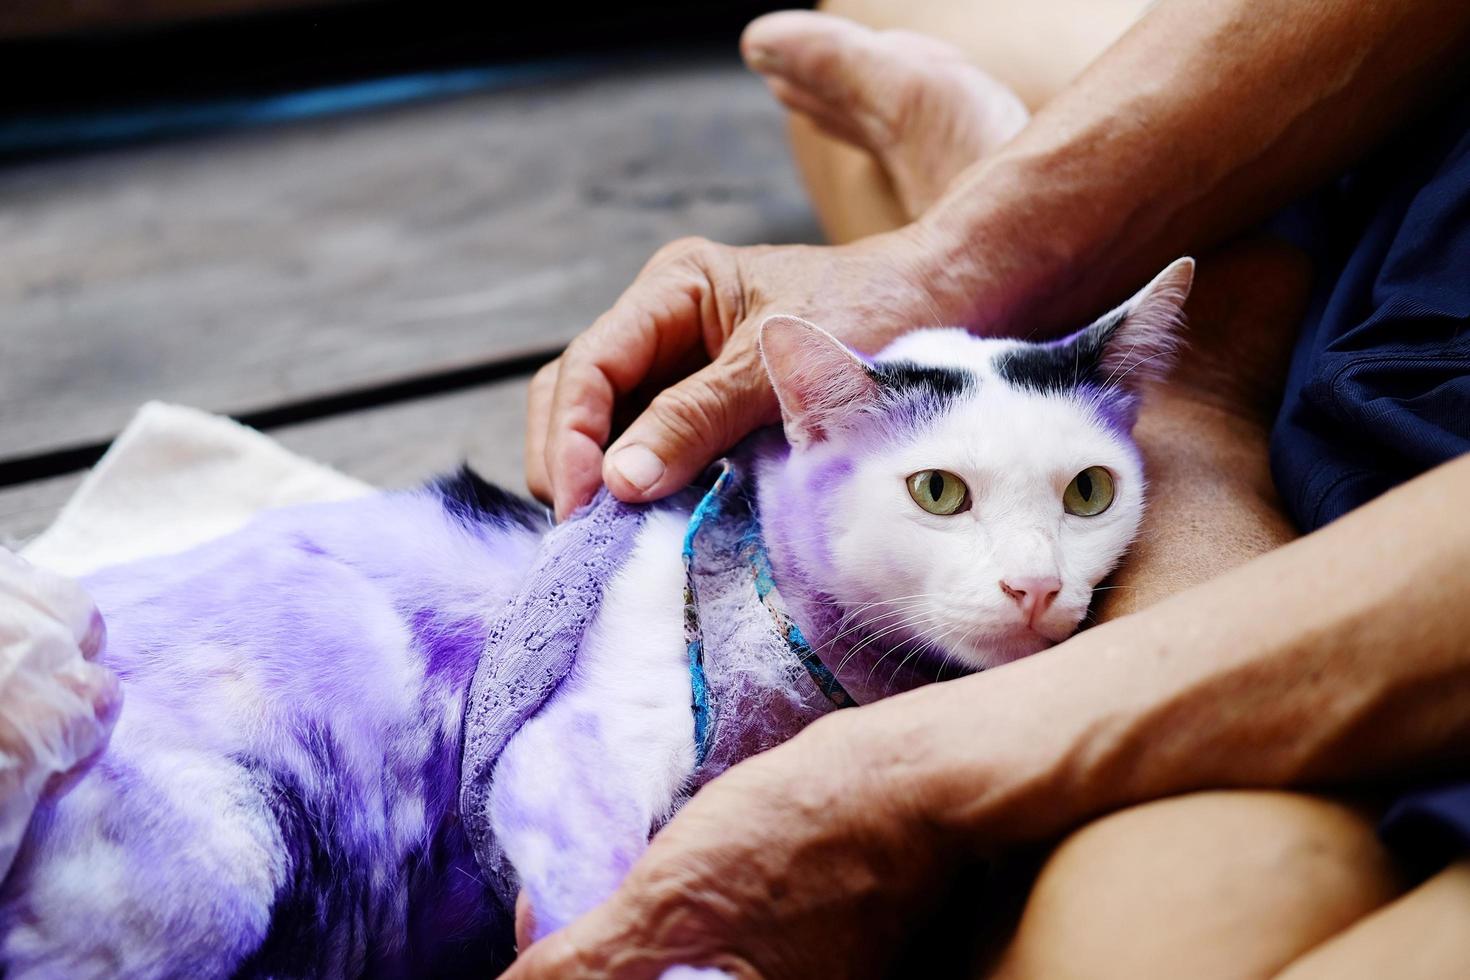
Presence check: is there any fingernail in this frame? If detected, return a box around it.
[80,609,106,660]
[609,444,666,492]
[746,47,784,73]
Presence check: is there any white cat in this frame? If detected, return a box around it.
[0,260,1191,978]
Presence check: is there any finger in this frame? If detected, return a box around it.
[77,607,106,661]
[602,342,778,503]
[524,359,560,505]
[0,550,104,660]
[545,253,714,518]
[545,357,617,522]
[508,902,753,980]
[515,890,536,952]
[504,902,655,980]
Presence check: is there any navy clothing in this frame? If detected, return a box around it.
[1272,95,1470,531]
[1269,87,1470,870]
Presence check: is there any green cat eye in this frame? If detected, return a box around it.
[1064,466,1115,517]
[907,469,971,516]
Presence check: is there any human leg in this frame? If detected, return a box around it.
[1273,861,1470,979]
[747,4,1312,610]
[745,0,1151,241]
[744,10,1437,977]
[985,792,1405,980]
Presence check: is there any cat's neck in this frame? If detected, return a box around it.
[749,440,943,705]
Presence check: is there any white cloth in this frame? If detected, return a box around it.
[0,402,364,877]
[0,550,119,880]
[23,402,369,578]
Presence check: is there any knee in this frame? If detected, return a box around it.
[992,791,1404,979]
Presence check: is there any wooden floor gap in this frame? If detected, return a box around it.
[0,346,561,488]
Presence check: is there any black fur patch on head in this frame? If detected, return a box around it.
[867,360,976,405]
[995,308,1125,393]
[431,466,549,532]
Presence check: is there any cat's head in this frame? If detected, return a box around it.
[756,258,1193,672]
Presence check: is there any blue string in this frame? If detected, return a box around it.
[681,463,856,765]
[681,464,733,765]
[740,516,856,709]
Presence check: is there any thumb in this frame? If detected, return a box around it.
[602,342,777,502]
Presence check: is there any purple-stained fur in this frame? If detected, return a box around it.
[0,261,1189,977]
[0,472,545,977]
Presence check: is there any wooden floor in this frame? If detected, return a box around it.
[0,52,820,544]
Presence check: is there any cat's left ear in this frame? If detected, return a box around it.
[1087,256,1194,392]
[759,315,882,449]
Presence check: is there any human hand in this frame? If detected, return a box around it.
[502,707,957,979]
[525,223,985,518]
[0,550,121,877]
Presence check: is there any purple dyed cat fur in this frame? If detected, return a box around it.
[0,457,936,977]
[459,486,647,912]
[0,473,546,976]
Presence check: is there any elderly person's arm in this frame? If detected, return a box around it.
[0,551,120,879]
[506,450,1470,979]
[527,0,1470,518]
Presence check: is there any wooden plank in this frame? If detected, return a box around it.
[272,378,531,492]
[0,377,534,547]
[0,473,83,547]
[0,55,818,462]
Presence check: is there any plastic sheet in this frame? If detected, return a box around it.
[0,550,121,879]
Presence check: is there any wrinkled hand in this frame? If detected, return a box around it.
[0,550,121,877]
[526,224,980,518]
[503,709,953,979]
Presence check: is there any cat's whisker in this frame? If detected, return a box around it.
[937,623,983,681]
[826,597,937,634]
[1100,349,1175,393]
[825,593,943,626]
[826,607,936,659]
[1097,336,1148,392]
[884,620,966,690]
[842,613,937,678]
[839,609,935,660]
[823,600,932,642]
[859,613,948,686]
[826,613,912,651]
[822,596,946,646]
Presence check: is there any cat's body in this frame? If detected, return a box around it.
[0,480,544,975]
[0,260,1193,978]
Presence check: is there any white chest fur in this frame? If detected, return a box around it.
[487,508,695,937]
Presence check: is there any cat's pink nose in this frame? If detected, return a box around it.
[999,575,1062,625]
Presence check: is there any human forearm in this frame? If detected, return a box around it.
[865,453,1470,844]
[921,0,1470,333]
[506,457,1470,977]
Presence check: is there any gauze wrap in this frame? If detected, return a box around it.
[458,487,649,911]
[459,460,885,912]
[0,550,121,879]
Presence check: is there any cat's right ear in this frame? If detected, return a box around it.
[759,315,881,449]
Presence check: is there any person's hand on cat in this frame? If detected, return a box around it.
[0,550,120,877]
[504,707,954,979]
[524,222,984,519]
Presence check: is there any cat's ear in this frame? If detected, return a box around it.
[759,315,881,449]
[1089,256,1194,391]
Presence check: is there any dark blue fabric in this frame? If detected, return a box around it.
[1269,85,1470,872]
[1380,783,1470,877]
[1270,89,1464,537]
[1271,94,1470,531]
